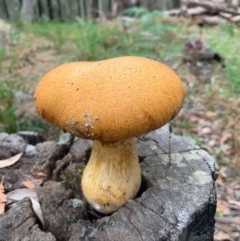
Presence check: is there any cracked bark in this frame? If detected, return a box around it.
[0,198,56,241]
[68,125,217,241]
[0,125,216,241]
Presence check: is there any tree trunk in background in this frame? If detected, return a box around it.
[56,0,62,21]
[20,0,37,23]
[0,0,192,22]
[92,0,98,18]
[77,0,86,19]
[85,0,92,19]
[0,0,9,19]
[36,0,44,18]
[46,0,54,20]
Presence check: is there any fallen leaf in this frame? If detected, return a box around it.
[0,177,7,214]
[189,115,199,123]
[215,176,224,187]
[214,231,231,241]
[0,153,23,168]
[22,179,43,189]
[6,188,44,226]
[227,198,240,209]
[229,181,240,189]
[200,127,212,135]
[220,133,232,144]
[30,197,45,226]
[31,171,46,178]
[216,216,240,225]
[205,111,218,120]
[7,188,38,203]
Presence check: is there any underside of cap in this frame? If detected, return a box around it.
[34,56,185,141]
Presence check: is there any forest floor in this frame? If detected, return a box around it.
[0,18,240,240]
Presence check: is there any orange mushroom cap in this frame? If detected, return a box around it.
[34,56,185,141]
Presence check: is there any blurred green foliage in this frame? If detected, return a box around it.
[0,81,49,133]
[0,81,16,133]
[18,8,185,62]
[1,8,240,134]
[204,22,240,94]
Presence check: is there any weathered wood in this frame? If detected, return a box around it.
[0,0,9,19]
[68,126,216,241]
[0,198,56,241]
[0,0,19,20]
[187,0,240,15]
[167,0,240,24]
[167,7,207,16]
[20,0,37,23]
[0,125,216,240]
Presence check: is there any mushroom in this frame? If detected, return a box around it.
[34,56,185,213]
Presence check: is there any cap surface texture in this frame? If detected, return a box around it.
[34,56,185,141]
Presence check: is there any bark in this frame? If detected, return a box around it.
[20,0,37,23]
[1,0,10,19]
[46,0,54,20]
[0,125,217,240]
[0,198,56,241]
[68,125,217,241]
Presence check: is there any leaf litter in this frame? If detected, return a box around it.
[0,177,7,214]
[173,37,240,240]
[0,153,23,168]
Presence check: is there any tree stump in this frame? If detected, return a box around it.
[0,198,56,241]
[0,125,217,241]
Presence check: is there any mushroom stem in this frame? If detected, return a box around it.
[81,137,141,213]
